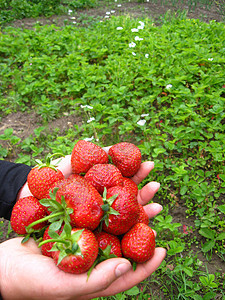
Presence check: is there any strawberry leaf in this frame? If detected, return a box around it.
[48,230,60,239]
[57,250,68,266]
[49,219,63,231]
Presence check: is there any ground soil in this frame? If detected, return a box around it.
[0,0,224,294]
[10,0,224,29]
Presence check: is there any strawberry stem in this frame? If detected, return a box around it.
[38,238,69,248]
[25,211,65,233]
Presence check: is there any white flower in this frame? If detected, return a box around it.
[166,84,172,89]
[70,16,76,19]
[80,105,93,109]
[105,15,109,18]
[87,117,95,123]
[137,119,146,126]
[139,21,145,27]
[129,42,136,48]
[106,11,111,15]
[73,21,76,24]
[138,25,144,30]
[132,52,136,56]
[111,10,115,13]
[208,58,213,61]
[145,53,149,58]
[116,27,123,30]
[84,136,94,142]
[131,28,139,32]
[141,113,149,117]
[117,4,121,7]
[68,9,73,15]
[135,36,143,41]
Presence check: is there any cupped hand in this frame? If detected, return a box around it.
[6,152,166,300]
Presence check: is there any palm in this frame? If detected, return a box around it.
[1,159,166,300]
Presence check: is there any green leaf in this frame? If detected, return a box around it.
[21,234,31,244]
[216,231,225,241]
[57,250,68,265]
[48,230,60,239]
[49,220,63,232]
[202,292,217,300]
[109,207,120,216]
[202,240,215,253]
[218,204,225,214]
[180,185,188,195]
[125,286,140,296]
[183,266,193,277]
[199,228,215,239]
[71,229,84,243]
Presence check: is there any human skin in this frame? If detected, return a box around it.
[0,153,166,300]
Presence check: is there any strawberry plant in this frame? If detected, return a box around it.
[1,2,225,298]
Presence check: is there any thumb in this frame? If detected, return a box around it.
[82,258,132,295]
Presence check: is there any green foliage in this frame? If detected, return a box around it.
[0,0,64,25]
[0,9,225,300]
[0,0,100,26]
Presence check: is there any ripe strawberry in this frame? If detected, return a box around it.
[102,186,140,235]
[108,142,142,177]
[95,231,122,257]
[27,155,65,200]
[52,228,98,274]
[71,140,108,174]
[121,223,155,263]
[56,177,104,230]
[136,204,149,225]
[41,225,60,257]
[84,163,123,194]
[10,196,48,235]
[122,177,138,196]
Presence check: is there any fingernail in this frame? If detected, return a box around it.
[148,161,154,168]
[115,262,131,277]
[149,181,160,192]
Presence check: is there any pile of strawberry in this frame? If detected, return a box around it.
[10,141,155,274]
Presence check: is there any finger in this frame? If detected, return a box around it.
[85,247,167,299]
[137,181,160,206]
[54,155,72,178]
[102,146,111,154]
[143,203,163,219]
[66,258,132,298]
[131,161,154,185]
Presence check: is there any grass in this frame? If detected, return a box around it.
[0,1,225,299]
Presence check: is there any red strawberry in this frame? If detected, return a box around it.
[84,163,123,194]
[95,231,122,257]
[108,142,142,177]
[27,155,65,200]
[136,204,149,225]
[41,225,62,257]
[122,177,138,196]
[56,177,104,230]
[52,228,98,274]
[71,140,108,174]
[102,186,140,235]
[121,223,155,263]
[10,196,48,235]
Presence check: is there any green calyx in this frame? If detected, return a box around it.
[39,223,84,266]
[23,188,73,243]
[34,153,64,172]
[100,188,120,228]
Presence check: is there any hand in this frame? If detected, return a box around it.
[1,159,166,300]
